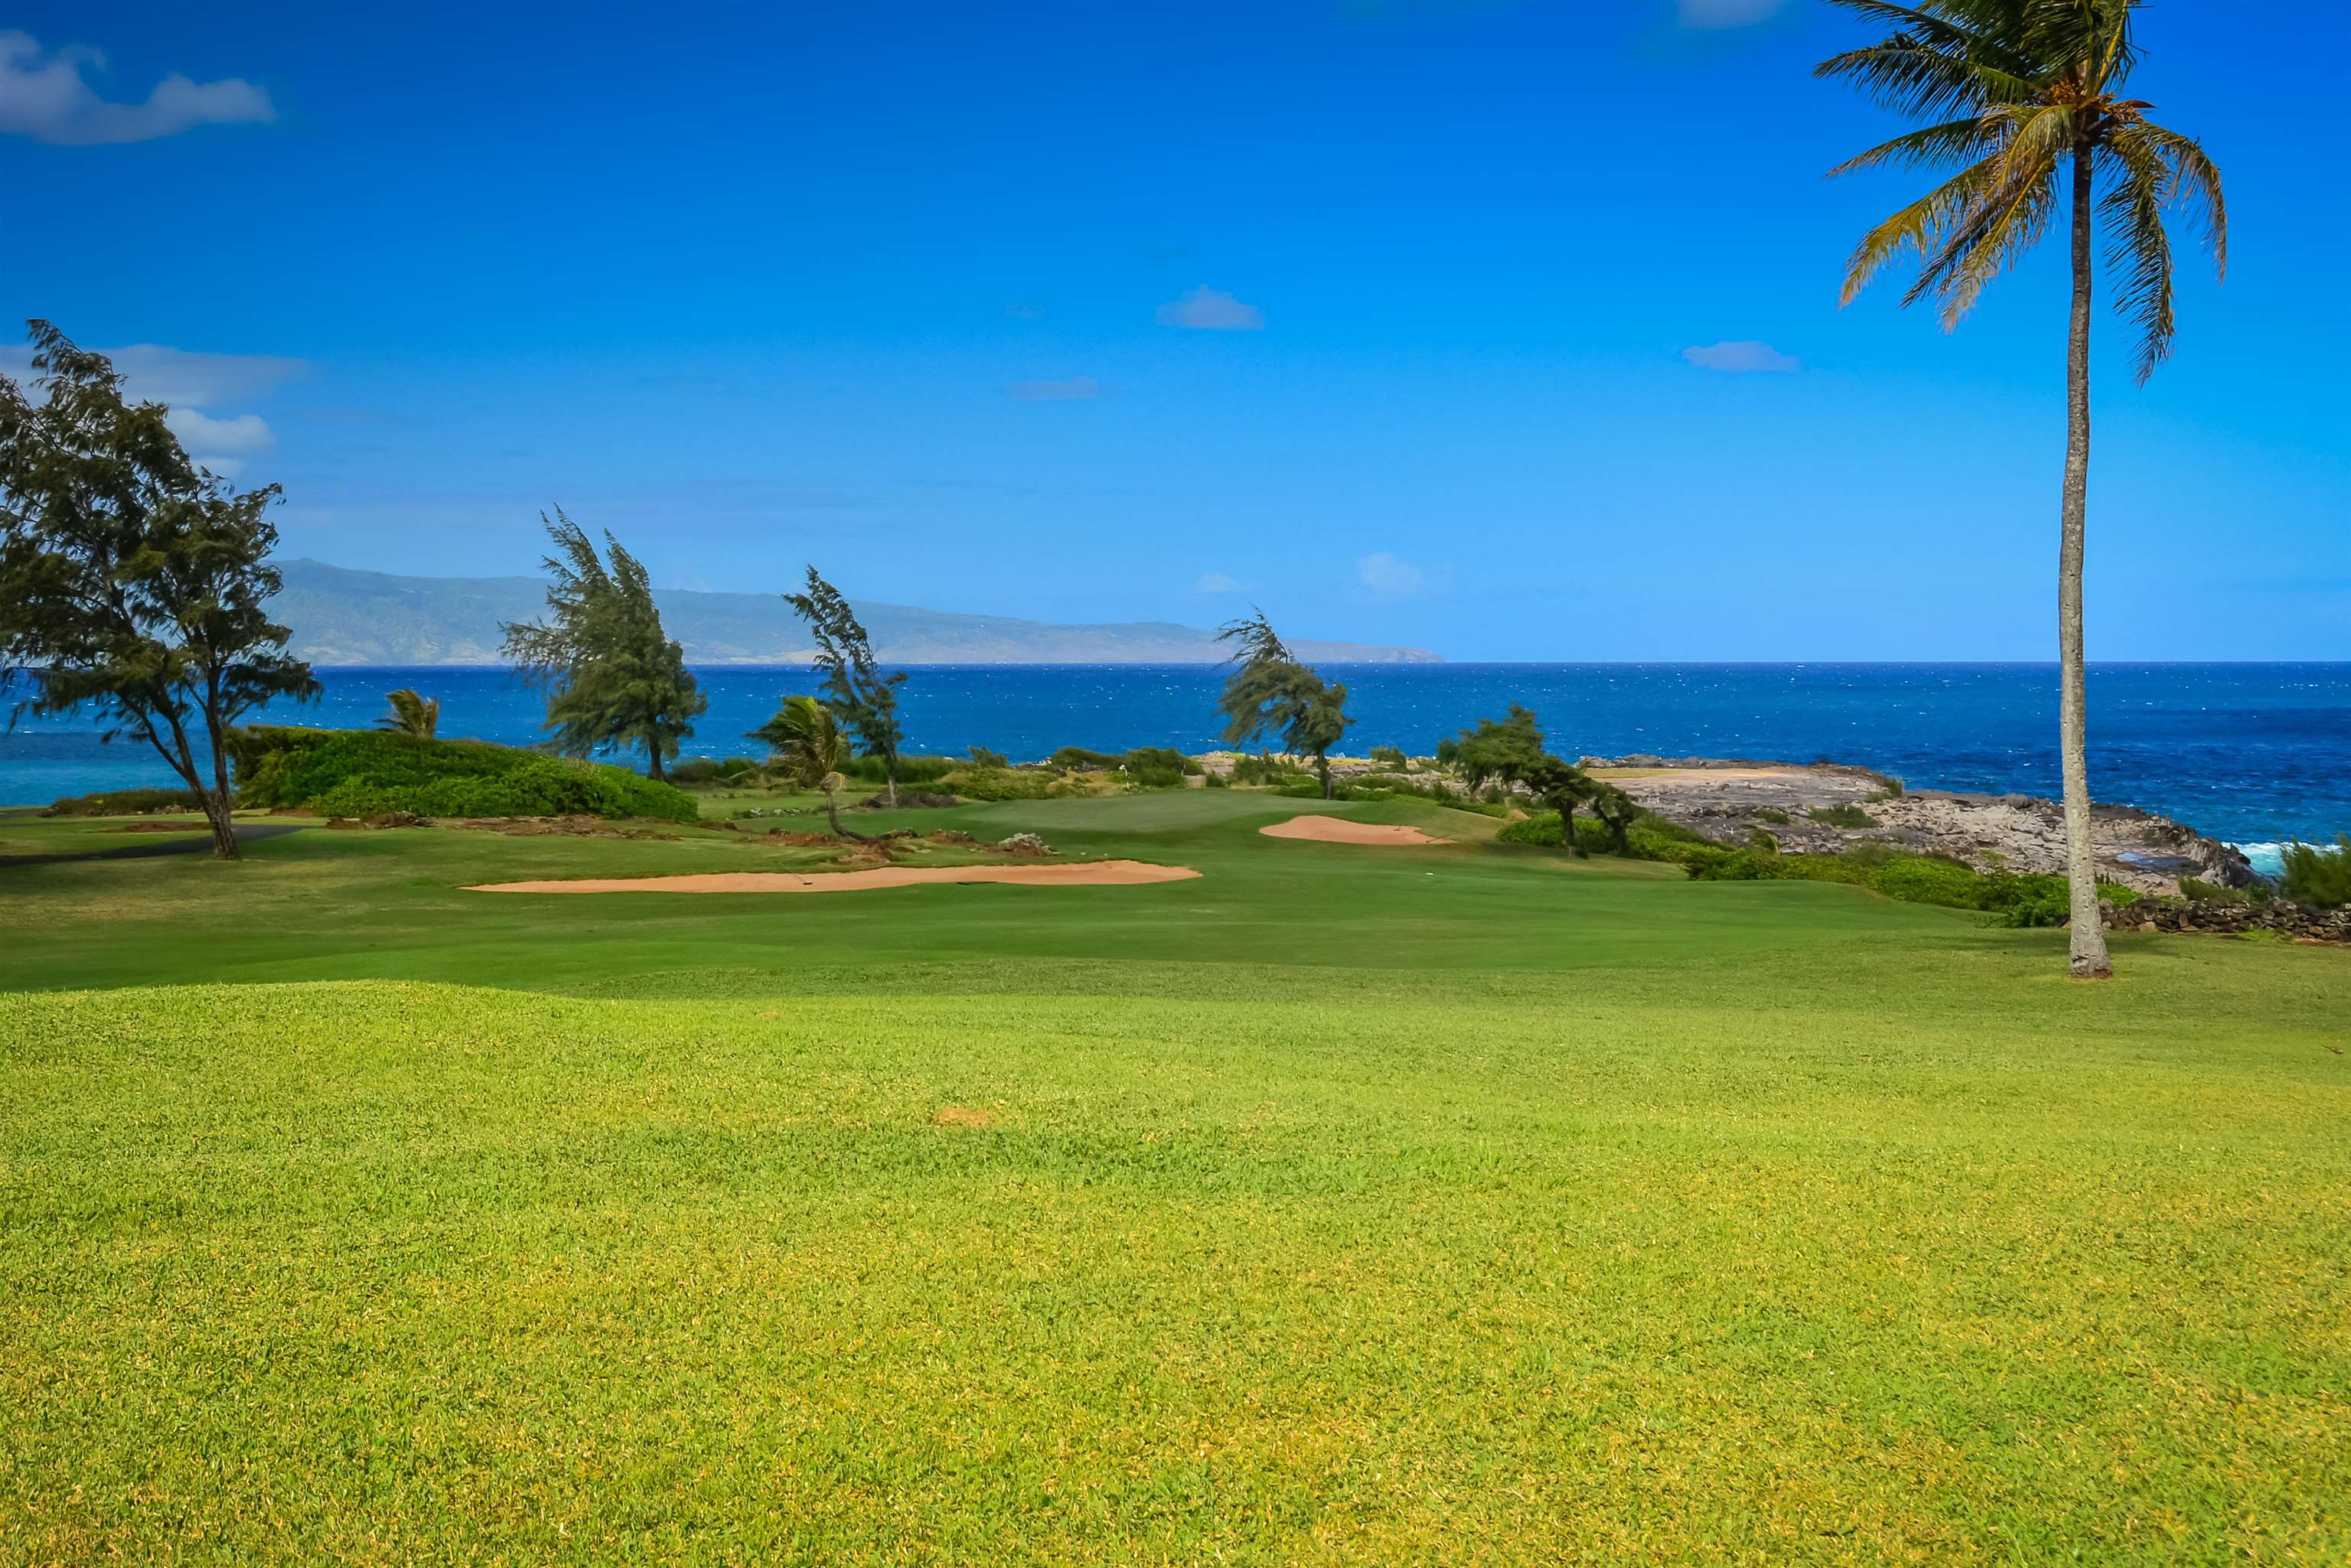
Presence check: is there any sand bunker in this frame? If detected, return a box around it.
[467,860,1199,895]
[1260,814,1443,846]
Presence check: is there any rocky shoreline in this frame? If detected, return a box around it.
[1577,755,2257,895]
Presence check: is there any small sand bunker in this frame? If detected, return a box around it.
[467,859,1199,895]
[1260,814,1443,846]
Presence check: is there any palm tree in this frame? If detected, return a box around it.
[377,688,439,739]
[750,694,852,838]
[1820,0,2223,978]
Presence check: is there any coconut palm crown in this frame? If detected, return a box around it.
[1820,0,2224,979]
[1821,0,2223,383]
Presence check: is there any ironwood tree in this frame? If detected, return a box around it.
[0,321,317,861]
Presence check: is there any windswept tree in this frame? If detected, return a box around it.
[1216,609,1354,798]
[377,687,439,739]
[1522,754,1596,857]
[1444,705,1547,795]
[785,567,906,806]
[1821,0,2225,977]
[499,508,706,782]
[0,321,318,861]
[749,693,853,838]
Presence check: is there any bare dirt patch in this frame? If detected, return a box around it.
[1260,814,1444,846]
[932,1105,996,1129]
[466,860,1200,895]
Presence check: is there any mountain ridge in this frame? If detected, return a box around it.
[269,559,1443,666]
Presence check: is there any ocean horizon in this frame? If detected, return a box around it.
[6,660,2346,853]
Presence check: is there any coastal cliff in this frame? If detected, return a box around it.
[1581,755,2255,896]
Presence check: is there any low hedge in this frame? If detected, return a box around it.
[226,727,700,823]
[44,787,208,817]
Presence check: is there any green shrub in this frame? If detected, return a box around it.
[1497,812,1564,847]
[1228,755,1309,787]
[1122,747,1186,777]
[225,727,699,822]
[1369,745,1407,768]
[1867,855,1982,908]
[1203,771,1229,789]
[1127,765,1185,790]
[44,787,207,817]
[967,745,1009,770]
[2282,836,2351,908]
[1751,807,1791,826]
[1749,828,1779,855]
[937,767,1058,802]
[840,754,957,786]
[1274,781,1326,799]
[1809,804,1878,830]
[1051,746,1124,771]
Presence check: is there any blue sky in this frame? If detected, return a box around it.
[1,0,2343,660]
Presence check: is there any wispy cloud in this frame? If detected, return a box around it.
[166,408,275,459]
[1675,0,1787,27]
[1156,286,1264,331]
[1194,572,1242,594]
[0,30,275,145]
[1681,339,1801,373]
[0,338,304,478]
[1356,551,1447,600]
[1006,375,1104,402]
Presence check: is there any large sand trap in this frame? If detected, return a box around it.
[1260,814,1443,846]
[467,860,1200,895]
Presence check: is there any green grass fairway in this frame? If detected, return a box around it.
[3,791,2346,1563]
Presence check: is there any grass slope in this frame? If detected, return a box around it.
[2,791,2346,1563]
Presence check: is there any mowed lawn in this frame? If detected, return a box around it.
[2,791,2347,1563]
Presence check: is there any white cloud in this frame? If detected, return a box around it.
[0,341,308,406]
[0,31,275,145]
[1156,286,1264,331]
[1194,572,1241,594]
[1356,551,1429,599]
[1676,0,1787,26]
[1006,375,1103,402]
[167,408,275,456]
[1681,339,1801,373]
[0,337,301,481]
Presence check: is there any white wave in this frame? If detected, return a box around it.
[2229,842,2289,880]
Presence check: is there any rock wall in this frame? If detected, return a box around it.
[2107,898,2351,943]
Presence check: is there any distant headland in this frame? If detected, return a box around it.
[270,559,1443,667]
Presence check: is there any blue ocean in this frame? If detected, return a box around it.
[5,663,2346,858]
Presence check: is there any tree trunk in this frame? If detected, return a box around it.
[201,704,241,862]
[886,761,898,809]
[1561,802,1585,857]
[1316,753,1333,800]
[2059,146,2111,978]
[825,789,843,839]
[648,745,665,784]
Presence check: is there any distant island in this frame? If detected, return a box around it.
[271,559,1443,667]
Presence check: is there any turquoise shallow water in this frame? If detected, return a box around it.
[5,662,2346,849]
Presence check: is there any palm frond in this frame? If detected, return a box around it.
[1903,103,2073,321]
[2134,121,2227,280]
[1839,153,2004,305]
[2101,126,2177,383]
[1815,39,2036,119]
[1825,115,2001,178]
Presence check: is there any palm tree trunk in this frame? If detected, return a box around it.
[825,788,843,839]
[2060,145,2111,978]
[1316,753,1333,800]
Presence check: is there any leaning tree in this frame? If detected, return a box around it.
[1820,0,2225,976]
[0,321,317,860]
[500,508,706,781]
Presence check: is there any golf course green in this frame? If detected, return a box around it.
[3,787,2346,1563]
